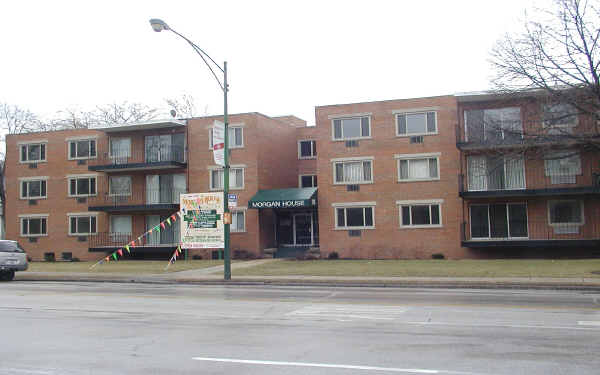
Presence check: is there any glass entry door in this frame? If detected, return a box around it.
[278,212,313,246]
[294,214,313,245]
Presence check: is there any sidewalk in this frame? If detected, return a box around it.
[13,259,600,291]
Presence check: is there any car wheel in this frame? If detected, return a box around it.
[0,271,15,281]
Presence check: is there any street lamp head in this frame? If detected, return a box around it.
[149,18,169,32]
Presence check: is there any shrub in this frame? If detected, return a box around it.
[328,251,339,260]
[431,253,445,260]
[192,255,203,260]
[71,257,80,262]
[44,252,55,262]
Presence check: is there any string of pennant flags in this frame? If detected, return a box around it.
[89,211,184,270]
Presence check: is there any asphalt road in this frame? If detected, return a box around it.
[0,282,599,375]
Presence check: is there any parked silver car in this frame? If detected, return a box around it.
[0,240,28,281]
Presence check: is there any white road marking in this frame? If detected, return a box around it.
[192,357,480,374]
[410,321,600,331]
[578,321,600,326]
[287,304,408,321]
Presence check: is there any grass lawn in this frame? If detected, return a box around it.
[233,259,600,278]
[26,260,224,274]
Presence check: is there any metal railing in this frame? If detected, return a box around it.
[88,189,186,207]
[89,144,185,166]
[89,232,179,248]
[462,220,600,242]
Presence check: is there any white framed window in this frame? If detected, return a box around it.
[20,177,48,199]
[231,210,246,232]
[397,200,443,228]
[68,175,97,197]
[333,202,376,229]
[544,151,581,184]
[299,174,317,188]
[548,200,584,225]
[109,176,132,196]
[298,140,316,159]
[469,203,528,239]
[20,215,48,237]
[209,126,244,149]
[396,111,437,136]
[19,142,47,163]
[210,166,245,190]
[395,153,440,182]
[543,103,577,128]
[467,155,526,191]
[332,157,373,184]
[68,139,96,160]
[331,116,371,140]
[109,137,131,157]
[68,214,97,236]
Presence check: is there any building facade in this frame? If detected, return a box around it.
[4,93,600,261]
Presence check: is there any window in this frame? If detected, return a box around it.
[470,203,528,239]
[110,137,131,159]
[69,215,97,235]
[209,126,244,148]
[543,103,577,127]
[398,201,442,228]
[20,179,47,199]
[333,158,373,184]
[68,176,97,197]
[109,176,132,196]
[464,107,522,143]
[332,116,370,140]
[231,211,245,232]
[544,152,581,184]
[396,112,437,136]
[396,154,439,181]
[548,200,583,225]
[467,155,525,191]
[69,139,96,159]
[299,175,317,188]
[20,216,48,237]
[20,143,46,163]
[210,167,244,190]
[111,215,132,234]
[298,140,316,159]
[334,205,375,229]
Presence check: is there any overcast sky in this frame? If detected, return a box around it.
[2,0,541,126]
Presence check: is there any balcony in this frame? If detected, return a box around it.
[88,189,186,212]
[88,145,186,172]
[459,158,600,199]
[89,232,179,252]
[461,220,600,248]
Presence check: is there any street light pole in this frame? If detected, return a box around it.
[149,18,231,280]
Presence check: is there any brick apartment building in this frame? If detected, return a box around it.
[4,92,600,261]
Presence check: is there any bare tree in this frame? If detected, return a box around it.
[164,94,199,118]
[52,108,97,129]
[0,103,42,135]
[94,101,159,125]
[489,0,600,149]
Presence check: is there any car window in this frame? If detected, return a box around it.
[0,242,23,253]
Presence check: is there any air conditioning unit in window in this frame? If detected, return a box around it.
[77,159,86,165]
[410,136,424,144]
[347,184,360,192]
[28,163,38,169]
[77,236,87,242]
[28,200,37,205]
[348,230,361,237]
[345,140,359,147]
[77,197,87,204]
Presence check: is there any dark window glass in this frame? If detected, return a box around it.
[312,141,316,156]
[550,201,581,223]
[22,220,28,235]
[70,180,76,195]
[489,204,508,238]
[335,164,344,183]
[77,179,89,195]
[70,217,77,234]
[90,178,96,195]
[301,175,314,188]
[78,217,90,234]
[314,176,317,187]
[41,180,46,197]
[399,160,408,180]
[431,205,440,225]
[21,181,27,198]
[90,140,96,157]
[29,181,41,197]
[70,142,77,158]
[361,117,370,137]
[465,110,484,142]
[28,145,40,161]
[363,161,372,181]
[364,207,373,226]
[429,158,438,178]
[470,205,489,238]
[300,141,313,157]
[333,120,342,139]
[336,208,345,227]
[29,218,41,235]
[76,140,89,158]
[41,218,46,235]
[397,115,407,134]
[402,206,410,225]
[21,146,27,162]
[346,207,364,227]
[40,144,45,160]
[508,204,528,237]
[411,205,430,225]
[426,112,436,132]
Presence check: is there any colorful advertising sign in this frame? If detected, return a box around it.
[180,192,224,248]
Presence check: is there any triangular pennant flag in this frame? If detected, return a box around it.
[171,214,176,221]
[167,218,171,226]
[112,253,118,260]
[149,229,153,234]
[130,241,136,248]
[118,249,123,257]
[177,211,182,218]
[125,245,130,253]
[160,222,166,229]
[105,256,110,262]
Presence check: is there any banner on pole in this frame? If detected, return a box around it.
[212,120,225,166]
[180,192,224,249]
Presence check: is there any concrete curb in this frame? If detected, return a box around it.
[13,274,600,291]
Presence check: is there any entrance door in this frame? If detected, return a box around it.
[293,213,313,245]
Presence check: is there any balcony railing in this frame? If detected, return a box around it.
[461,219,600,246]
[89,232,179,249]
[88,189,186,210]
[88,145,186,170]
[459,162,600,198]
